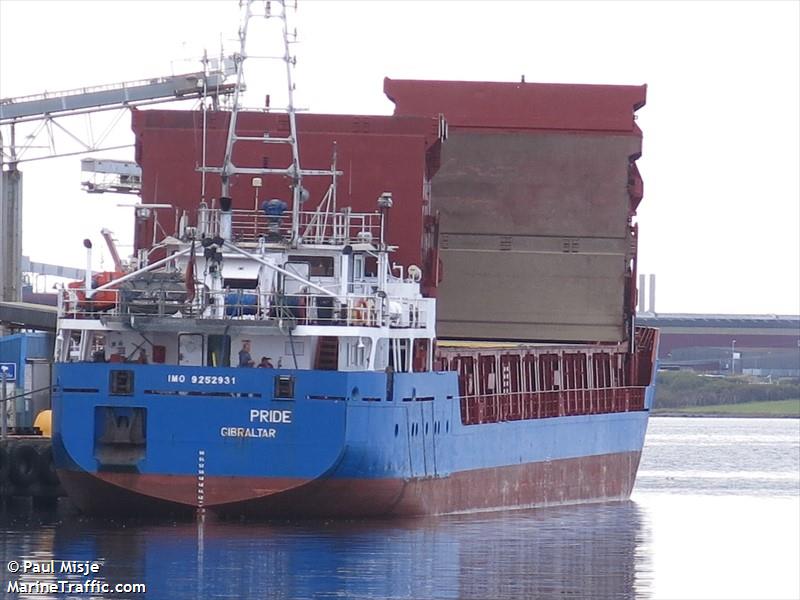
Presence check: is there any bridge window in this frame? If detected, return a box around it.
[288,255,334,277]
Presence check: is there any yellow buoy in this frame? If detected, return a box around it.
[34,409,52,438]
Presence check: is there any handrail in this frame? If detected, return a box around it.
[198,207,383,246]
[458,387,647,425]
[58,285,432,330]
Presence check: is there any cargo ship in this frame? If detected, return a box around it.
[51,0,658,517]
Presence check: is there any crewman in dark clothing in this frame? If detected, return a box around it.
[238,340,255,367]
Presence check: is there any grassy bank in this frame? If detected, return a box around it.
[654,398,800,418]
[654,371,799,410]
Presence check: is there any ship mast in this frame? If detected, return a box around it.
[202,0,331,247]
[219,0,253,199]
[279,3,304,244]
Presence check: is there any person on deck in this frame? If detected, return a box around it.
[257,356,274,368]
[238,341,255,367]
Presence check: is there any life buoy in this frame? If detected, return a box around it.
[38,446,61,486]
[9,444,40,487]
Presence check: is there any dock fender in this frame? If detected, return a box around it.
[9,444,40,487]
[38,446,61,486]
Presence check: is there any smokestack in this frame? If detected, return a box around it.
[638,274,646,314]
[648,274,656,314]
[83,239,94,298]
[340,245,352,298]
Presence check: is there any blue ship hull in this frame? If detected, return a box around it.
[53,363,652,517]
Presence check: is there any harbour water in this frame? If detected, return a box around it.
[1,417,798,599]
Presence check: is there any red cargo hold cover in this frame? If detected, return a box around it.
[384,78,646,133]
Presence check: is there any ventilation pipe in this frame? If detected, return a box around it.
[340,245,352,298]
[83,239,94,298]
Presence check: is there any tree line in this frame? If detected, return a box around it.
[654,371,800,409]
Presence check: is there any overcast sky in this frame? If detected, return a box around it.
[1,0,798,315]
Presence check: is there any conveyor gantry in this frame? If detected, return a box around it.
[0,71,234,123]
[0,66,237,320]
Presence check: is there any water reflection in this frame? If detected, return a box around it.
[1,501,650,599]
[637,417,800,496]
[5,418,797,599]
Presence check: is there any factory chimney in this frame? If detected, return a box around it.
[648,274,656,314]
[638,274,646,314]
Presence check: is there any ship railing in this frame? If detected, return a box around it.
[221,291,433,330]
[58,284,433,331]
[269,292,432,329]
[198,206,384,246]
[59,286,198,320]
[59,286,117,319]
[58,286,270,321]
[458,387,647,425]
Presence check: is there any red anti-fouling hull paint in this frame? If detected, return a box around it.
[57,451,641,518]
[55,470,312,516]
